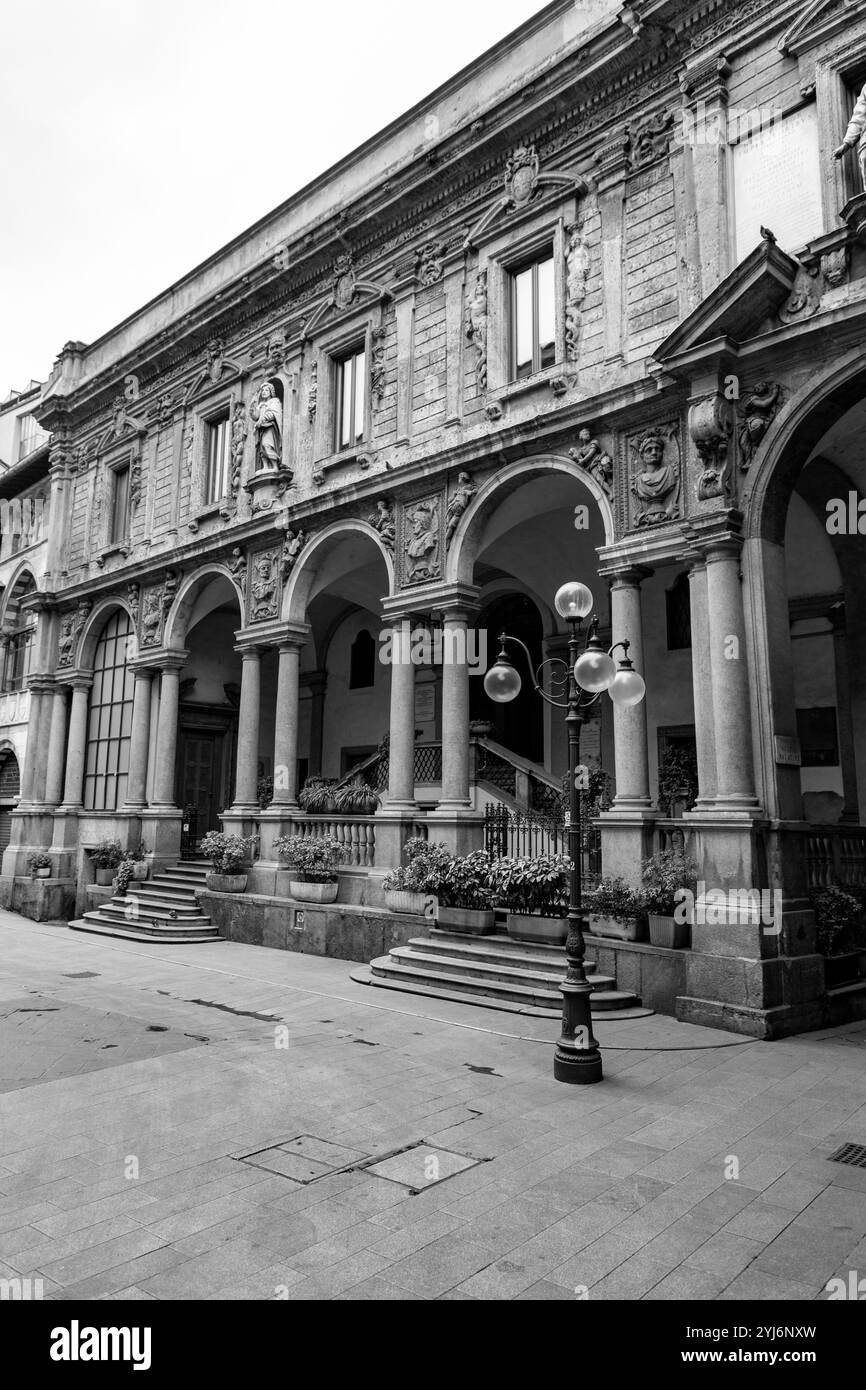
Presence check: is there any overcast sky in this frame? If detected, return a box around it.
[0,0,546,398]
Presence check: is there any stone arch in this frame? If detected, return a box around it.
[163,563,245,649]
[77,597,135,671]
[446,454,614,585]
[282,520,395,626]
[474,574,559,640]
[743,346,866,542]
[0,562,37,628]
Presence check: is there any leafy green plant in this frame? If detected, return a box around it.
[383,838,451,894]
[810,886,862,956]
[200,832,257,875]
[437,850,494,911]
[640,850,698,916]
[298,777,337,813]
[274,835,347,882]
[658,745,698,815]
[257,774,273,808]
[27,852,52,876]
[585,876,643,921]
[489,854,570,917]
[333,776,380,815]
[89,838,124,870]
[114,859,135,896]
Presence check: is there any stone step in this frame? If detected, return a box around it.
[69,917,221,944]
[156,870,207,887]
[389,946,616,993]
[367,955,641,1014]
[119,888,205,916]
[96,901,214,929]
[351,964,653,1020]
[412,933,593,974]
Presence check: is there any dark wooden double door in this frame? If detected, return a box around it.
[177,706,237,838]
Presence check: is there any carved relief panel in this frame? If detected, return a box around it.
[397,493,444,587]
[623,420,682,531]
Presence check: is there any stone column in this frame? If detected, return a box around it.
[44,685,70,807]
[387,618,416,809]
[831,611,859,821]
[122,669,154,810]
[60,680,92,810]
[21,680,54,807]
[687,558,717,806]
[304,670,326,777]
[233,646,262,811]
[609,569,652,810]
[151,661,183,808]
[704,541,757,807]
[272,641,302,807]
[438,608,473,809]
[145,679,160,805]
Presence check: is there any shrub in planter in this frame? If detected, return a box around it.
[298,777,338,813]
[89,838,124,886]
[584,877,645,942]
[200,831,257,893]
[333,777,380,816]
[382,838,450,914]
[27,852,52,880]
[641,850,698,948]
[274,834,347,903]
[489,853,570,943]
[810,886,863,986]
[436,849,495,934]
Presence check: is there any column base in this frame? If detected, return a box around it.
[424,809,484,856]
[597,811,657,888]
[373,810,421,870]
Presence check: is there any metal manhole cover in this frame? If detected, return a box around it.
[235,1134,369,1183]
[829,1142,866,1168]
[361,1143,483,1191]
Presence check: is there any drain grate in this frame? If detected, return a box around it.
[235,1134,369,1184]
[360,1142,484,1193]
[829,1142,866,1168]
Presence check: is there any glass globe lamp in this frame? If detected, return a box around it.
[483,653,521,703]
[554,581,593,621]
[609,667,646,706]
[574,644,616,692]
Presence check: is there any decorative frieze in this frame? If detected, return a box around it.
[367,497,395,553]
[465,271,488,391]
[690,395,734,502]
[445,472,476,547]
[738,382,782,470]
[569,429,613,497]
[627,108,674,172]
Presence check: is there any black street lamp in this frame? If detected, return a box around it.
[483,581,646,1084]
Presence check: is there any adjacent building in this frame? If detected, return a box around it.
[4,0,866,1035]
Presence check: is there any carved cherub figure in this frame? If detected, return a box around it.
[445,472,476,545]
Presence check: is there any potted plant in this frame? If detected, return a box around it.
[489,853,571,944]
[298,777,337,813]
[658,745,698,818]
[811,886,863,988]
[333,776,380,816]
[114,858,135,897]
[641,849,698,948]
[585,877,645,942]
[200,831,257,893]
[382,838,447,915]
[28,852,52,880]
[273,834,347,903]
[126,842,149,881]
[436,849,495,934]
[89,838,124,886]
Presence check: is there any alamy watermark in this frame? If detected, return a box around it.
[378,625,488,674]
[674,881,782,934]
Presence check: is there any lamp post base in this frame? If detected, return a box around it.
[555,955,603,1084]
[553,1044,603,1084]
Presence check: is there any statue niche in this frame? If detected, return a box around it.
[630,426,680,527]
[244,377,293,515]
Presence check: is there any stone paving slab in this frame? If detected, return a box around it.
[1,912,866,1300]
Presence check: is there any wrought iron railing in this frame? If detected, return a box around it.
[180,806,199,860]
[483,802,601,886]
[476,743,517,797]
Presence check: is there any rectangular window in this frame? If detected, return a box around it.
[336,346,366,450]
[3,631,32,692]
[17,414,47,462]
[110,465,130,545]
[510,250,555,381]
[205,416,230,503]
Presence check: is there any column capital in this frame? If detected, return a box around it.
[703,537,743,564]
[25,674,58,696]
[380,584,481,625]
[600,563,654,587]
[148,649,189,671]
[235,643,264,659]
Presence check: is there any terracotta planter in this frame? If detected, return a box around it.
[34,867,51,879]
[385,889,429,915]
[648,912,689,948]
[506,912,569,945]
[95,867,116,886]
[824,951,861,989]
[437,905,496,935]
[289,879,338,904]
[205,872,247,893]
[589,912,642,942]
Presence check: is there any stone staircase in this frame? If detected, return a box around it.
[69,862,220,944]
[353,927,653,1019]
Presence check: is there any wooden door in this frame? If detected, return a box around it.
[181,733,222,834]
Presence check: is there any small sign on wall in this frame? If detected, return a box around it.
[414,683,436,726]
[774,734,802,766]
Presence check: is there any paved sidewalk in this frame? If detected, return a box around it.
[1,909,865,1301]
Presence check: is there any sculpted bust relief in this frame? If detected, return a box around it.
[631,428,680,525]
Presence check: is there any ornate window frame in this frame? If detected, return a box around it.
[187,384,241,523]
[311,314,375,467]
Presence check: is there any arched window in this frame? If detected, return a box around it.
[349,629,376,689]
[2,571,36,692]
[84,611,134,810]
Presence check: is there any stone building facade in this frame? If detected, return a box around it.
[5,0,866,1036]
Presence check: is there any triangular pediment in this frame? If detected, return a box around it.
[778,0,855,55]
[652,234,799,367]
[185,358,243,403]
